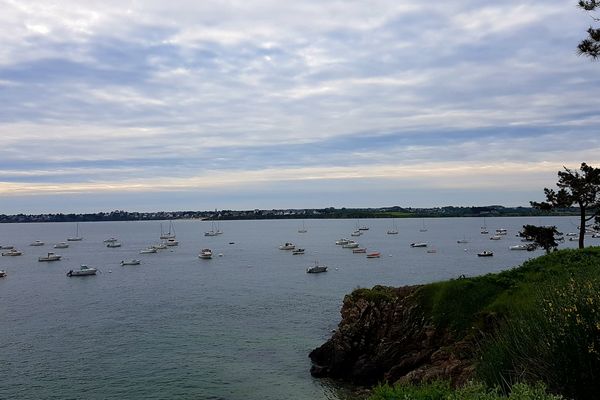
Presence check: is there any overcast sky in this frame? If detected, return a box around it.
[0,0,599,213]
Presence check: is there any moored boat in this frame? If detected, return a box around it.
[199,248,213,259]
[335,238,350,245]
[352,248,367,253]
[366,251,381,258]
[54,242,69,249]
[165,238,179,246]
[140,247,158,254]
[67,223,83,241]
[477,250,494,257]
[30,240,44,246]
[106,241,122,248]
[510,244,530,250]
[1,249,22,256]
[410,242,428,248]
[121,259,141,266]
[0,245,14,250]
[307,262,327,273]
[67,265,97,277]
[38,252,61,262]
[279,242,295,250]
[0,270,6,277]
[292,248,305,255]
[342,241,359,248]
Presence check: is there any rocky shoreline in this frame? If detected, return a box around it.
[309,285,480,387]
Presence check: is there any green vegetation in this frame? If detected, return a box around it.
[369,381,562,400]
[352,248,600,399]
[348,285,398,304]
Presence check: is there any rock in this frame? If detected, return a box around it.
[309,285,479,387]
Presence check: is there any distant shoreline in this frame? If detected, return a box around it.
[0,206,578,223]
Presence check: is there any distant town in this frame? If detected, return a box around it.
[0,205,579,224]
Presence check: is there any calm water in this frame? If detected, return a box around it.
[0,217,588,399]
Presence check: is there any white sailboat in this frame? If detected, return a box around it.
[67,223,83,241]
[419,219,428,232]
[160,221,176,240]
[298,220,307,233]
[480,216,489,234]
[387,218,399,235]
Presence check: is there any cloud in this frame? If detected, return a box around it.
[0,0,598,211]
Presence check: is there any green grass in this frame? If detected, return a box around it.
[350,247,600,399]
[369,381,562,400]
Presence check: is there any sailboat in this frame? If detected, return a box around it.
[67,223,83,241]
[480,216,489,234]
[419,219,428,232]
[298,220,307,233]
[160,221,176,239]
[387,218,399,235]
[205,221,218,236]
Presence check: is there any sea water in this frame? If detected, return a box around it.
[0,216,587,399]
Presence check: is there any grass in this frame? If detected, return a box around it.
[350,247,600,399]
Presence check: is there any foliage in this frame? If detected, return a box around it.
[369,381,561,400]
[518,225,559,254]
[578,1,600,59]
[531,163,600,248]
[349,286,398,304]
[478,267,600,399]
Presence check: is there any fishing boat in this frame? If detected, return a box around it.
[1,249,22,256]
[410,242,428,248]
[292,248,305,255]
[199,248,213,259]
[366,251,381,258]
[306,262,327,274]
[67,223,83,241]
[67,265,97,277]
[279,242,295,250]
[120,259,141,266]
[38,252,61,262]
[30,240,44,246]
[477,250,494,257]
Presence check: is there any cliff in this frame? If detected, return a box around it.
[309,285,479,386]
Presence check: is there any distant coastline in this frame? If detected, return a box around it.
[0,205,578,223]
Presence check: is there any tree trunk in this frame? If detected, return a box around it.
[579,206,586,249]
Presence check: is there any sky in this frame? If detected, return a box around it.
[0,0,599,214]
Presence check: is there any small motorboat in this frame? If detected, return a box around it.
[350,230,362,237]
[199,248,213,259]
[106,241,122,248]
[165,238,179,246]
[495,229,508,235]
[410,242,428,248]
[0,245,14,250]
[307,262,327,273]
[292,248,305,255]
[139,247,158,254]
[54,242,69,249]
[352,248,367,253]
[366,252,381,258]
[510,244,529,250]
[279,242,295,250]
[477,250,494,257]
[103,237,118,243]
[387,229,399,235]
[67,265,97,277]
[342,241,359,249]
[490,235,502,240]
[2,249,22,256]
[38,252,62,262]
[121,259,141,266]
[335,238,350,245]
[0,270,6,277]
[30,240,44,246]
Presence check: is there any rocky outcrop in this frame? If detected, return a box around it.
[309,285,477,386]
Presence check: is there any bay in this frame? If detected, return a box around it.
[0,216,588,399]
